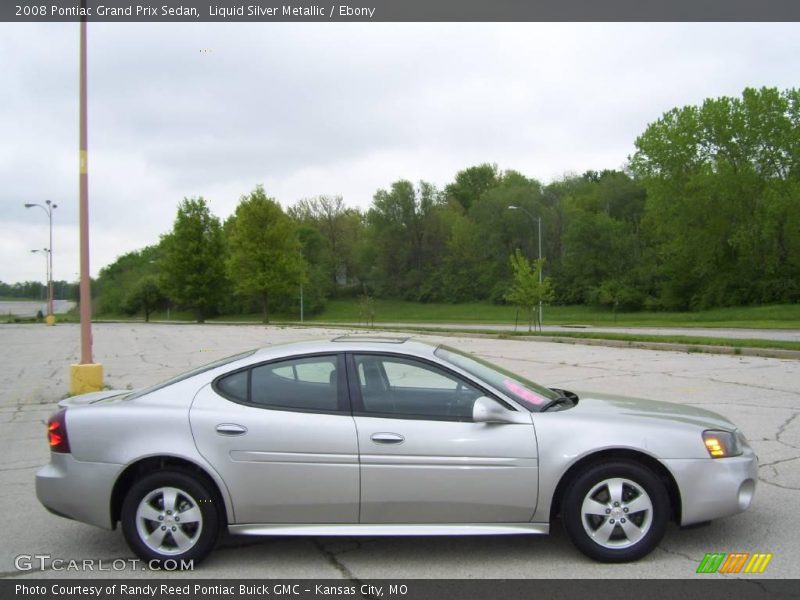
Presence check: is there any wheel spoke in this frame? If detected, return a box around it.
[582,498,609,517]
[624,494,652,515]
[178,505,202,524]
[619,518,645,544]
[144,526,169,549]
[590,518,616,545]
[171,527,196,552]
[137,503,163,523]
[606,478,624,505]
[161,488,178,513]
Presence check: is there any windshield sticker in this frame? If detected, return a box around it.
[503,379,546,405]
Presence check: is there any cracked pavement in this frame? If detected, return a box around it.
[0,323,797,579]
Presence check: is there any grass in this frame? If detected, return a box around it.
[0,296,42,301]
[9,300,798,355]
[88,300,800,331]
[508,330,800,352]
[303,300,800,329]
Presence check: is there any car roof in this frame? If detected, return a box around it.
[250,336,438,360]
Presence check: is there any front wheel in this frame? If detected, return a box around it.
[121,470,220,566]
[562,460,669,562]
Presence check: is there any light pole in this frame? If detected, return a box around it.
[69,2,103,395]
[31,249,50,311]
[508,205,544,325]
[25,200,57,323]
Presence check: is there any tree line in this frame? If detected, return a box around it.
[92,86,799,321]
[0,280,78,302]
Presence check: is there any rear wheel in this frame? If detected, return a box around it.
[121,470,220,566]
[562,460,669,562]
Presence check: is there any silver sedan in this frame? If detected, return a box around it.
[36,336,757,565]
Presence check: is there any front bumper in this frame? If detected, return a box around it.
[36,453,123,530]
[663,446,758,526]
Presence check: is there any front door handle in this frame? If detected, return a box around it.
[370,432,405,445]
[216,423,248,436]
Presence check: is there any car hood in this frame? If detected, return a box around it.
[568,391,738,431]
[58,389,130,408]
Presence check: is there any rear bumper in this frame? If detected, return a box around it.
[663,447,758,526]
[36,453,122,530]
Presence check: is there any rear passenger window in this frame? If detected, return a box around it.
[250,355,339,411]
[216,370,248,402]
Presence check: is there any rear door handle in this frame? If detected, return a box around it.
[370,432,405,445]
[216,423,248,436]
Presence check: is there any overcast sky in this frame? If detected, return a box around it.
[1,22,799,284]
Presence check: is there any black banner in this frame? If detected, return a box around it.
[5,580,800,600]
[3,0,800,23]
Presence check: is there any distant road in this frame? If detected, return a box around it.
[0,299,76,317]
[340,321,800,342]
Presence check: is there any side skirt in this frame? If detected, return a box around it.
[228,523,550,536]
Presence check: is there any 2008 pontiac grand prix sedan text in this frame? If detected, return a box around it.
[36,337,757,564]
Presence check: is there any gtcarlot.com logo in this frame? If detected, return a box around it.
[14,554,193,571]
[696,552,773,574]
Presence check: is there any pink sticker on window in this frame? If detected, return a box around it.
[503,379,546,405]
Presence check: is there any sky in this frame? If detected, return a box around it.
[1,22,799,284]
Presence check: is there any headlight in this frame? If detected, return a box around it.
[702,429,742,458]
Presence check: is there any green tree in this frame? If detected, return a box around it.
[432,212,491,302]
[226,186,306,323]
[358,288,376,327]
[364,180,447,299]
[505,251,554,332]
[469,170,546,302]
[95,245,161,315]
[444,163,500,211]
[160,197,226,322]
[560,211,639,305]
[587,279,644,320]
[630,86,800,308]
[288,195,364,287]
[123,275,165,322]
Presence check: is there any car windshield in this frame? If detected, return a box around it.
[123,349,256,401]
[434,345,560,411]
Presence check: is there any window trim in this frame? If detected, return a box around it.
[212,352,350,415]
[345,351,511,422]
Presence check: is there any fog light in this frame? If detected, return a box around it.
[738,480,755,510]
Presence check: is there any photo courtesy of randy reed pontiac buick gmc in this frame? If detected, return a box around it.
[36,337,757,565]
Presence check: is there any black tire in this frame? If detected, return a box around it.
[121,470,220,566]
[561,460,669,562]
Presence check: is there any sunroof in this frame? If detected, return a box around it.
[331,335,411,343]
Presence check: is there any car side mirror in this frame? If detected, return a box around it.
[472,396,528,424]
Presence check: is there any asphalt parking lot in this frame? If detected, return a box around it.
[1,323,798,579]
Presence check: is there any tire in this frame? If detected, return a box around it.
[121,470,220,566]
[561,460,669,562]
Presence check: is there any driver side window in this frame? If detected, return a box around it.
[353,355,481,419]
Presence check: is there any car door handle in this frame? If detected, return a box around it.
[215,423,248,436]
[370,432,405,445]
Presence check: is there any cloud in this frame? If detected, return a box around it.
[1,22,799,282]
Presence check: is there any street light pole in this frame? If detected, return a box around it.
[507,205,544,325]
[69,1,104,395]
[79,5,92,364]
[31,249,50,313]
[24,200,57,323]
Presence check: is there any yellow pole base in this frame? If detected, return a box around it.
[69,363,104,395]
[46,315,56,326]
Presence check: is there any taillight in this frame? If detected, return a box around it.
[47,409,70,453]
